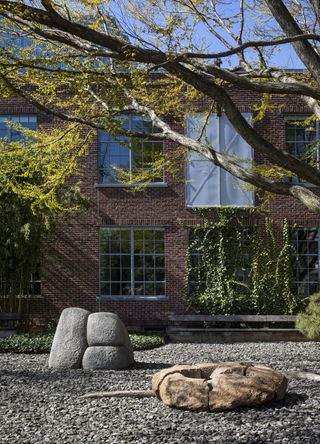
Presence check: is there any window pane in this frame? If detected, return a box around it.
[291,227,319,296]
[155,282,165,296]
[134,267,144,281]
[155,268,165,281]
[145,268,155,282]
[110,268,121,281]
[134,238,144,254]
[144,255,155,268]
[155,256,165,267]
[121,255,131,268]
[111,282,121,296]
[121,283,132,296]
[100,282,110,295]
[134,255,144,268]
[0,115,37,142]
[121,268,131,281]
[134,283,145,295]
[100,256,110,280]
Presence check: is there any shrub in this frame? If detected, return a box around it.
[296,293,320,339]
[129,333,166,351]
[0,332,166,354]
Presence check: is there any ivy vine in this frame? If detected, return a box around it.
[186,209,298,315]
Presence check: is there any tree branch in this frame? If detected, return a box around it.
[266,0,320,79]
[165,61,320,186]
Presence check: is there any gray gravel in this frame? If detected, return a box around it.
[1,342,320,444]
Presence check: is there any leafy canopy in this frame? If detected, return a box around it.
[1,1,320,210]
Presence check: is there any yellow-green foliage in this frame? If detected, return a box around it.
[0,123,91,216]
[296,293,320,339]
[0,123,91,308]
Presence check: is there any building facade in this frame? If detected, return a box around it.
[2,88,320,329]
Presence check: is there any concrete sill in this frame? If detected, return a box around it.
[0,294,43,300]
[96,295,167,302]
[94,182,167,188]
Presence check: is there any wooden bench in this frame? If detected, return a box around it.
[0,312,22,337]
[167,314,309,343]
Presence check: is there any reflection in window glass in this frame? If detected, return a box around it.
[98,115,164,184]
[285,116,319,181]
[0,115,37,141]
[291,227,320,295]
[100,227,165,297]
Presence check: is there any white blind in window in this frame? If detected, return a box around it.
[185,113,254,207]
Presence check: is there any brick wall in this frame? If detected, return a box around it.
[2,92,319,328]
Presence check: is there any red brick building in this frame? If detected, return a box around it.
[2,89,320,329]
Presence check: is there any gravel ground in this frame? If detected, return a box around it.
[1,342,320,444]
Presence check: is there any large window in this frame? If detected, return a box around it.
[0,115,37,141]
[291,227,320,296]
[285,115,319,181]
[99,115,164,184]
[99,227,165,298]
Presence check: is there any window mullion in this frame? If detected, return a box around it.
[316,122,320,169]
[130,227,135,296]
[129,115,132,181]
[318,227,320,288]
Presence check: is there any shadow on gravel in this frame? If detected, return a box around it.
[268,392,309,408]
[235,392,309,413]
[0,362,172,380]
[132,361,173,370]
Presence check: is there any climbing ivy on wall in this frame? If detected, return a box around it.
[187,208,252,315]
[250,219,297,314]
[186,209,298,315]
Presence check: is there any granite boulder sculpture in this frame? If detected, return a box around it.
[48,308,134,370]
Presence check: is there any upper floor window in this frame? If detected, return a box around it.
[98,115,164,184]
[291,227,320,296]
[185,113,254,207]
[0,115,37,141]
[285,116,319,181]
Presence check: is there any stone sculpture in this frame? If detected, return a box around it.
[48,308,134,370]
[48,307,90,369]
[81,362,288,413]
[152,362,288,411]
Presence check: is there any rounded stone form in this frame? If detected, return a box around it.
[87,312,127,346]
[86,312,134,364]
[49,307,90,369]
[152,362,288,412]
[82,346,132,370]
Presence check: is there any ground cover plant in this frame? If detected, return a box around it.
[0,332,166,354]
